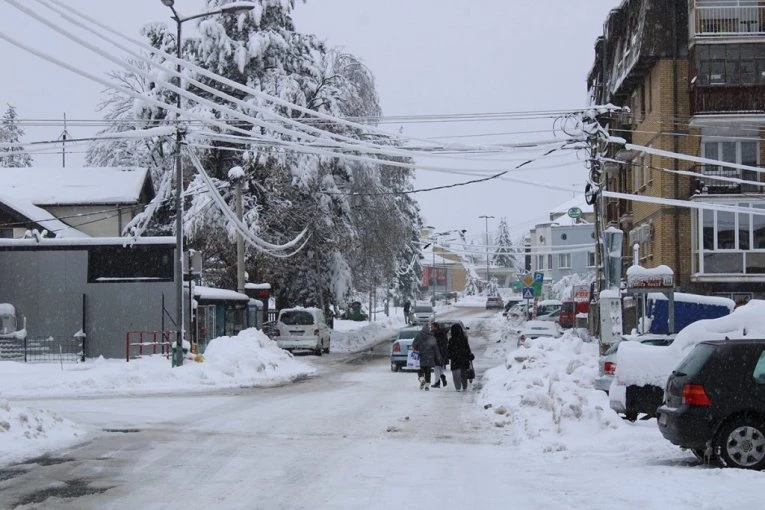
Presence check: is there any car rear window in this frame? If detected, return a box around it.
[674,343,716,377]
[413,306,433,313]
[279,311,314,326]
[398,330,420,339]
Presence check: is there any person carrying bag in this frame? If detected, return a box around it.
[447,322,473,392]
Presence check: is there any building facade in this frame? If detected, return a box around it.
[587,0,765,302]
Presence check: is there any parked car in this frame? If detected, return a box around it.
[505,302,529,322]
[274,307,331,356]
[502,297,524,316]
[390,326,421,372]
[409,305,435,326]
[535,308,560,323]
[533,299,562,319]
[595,335,675,395]
[657,338,765,469]
[485,296,504,310]
[558,300,576,328]
[516,320,561,347]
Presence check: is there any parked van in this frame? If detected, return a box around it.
[274,307,331,356]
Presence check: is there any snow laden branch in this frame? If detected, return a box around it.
[185,149,309,257]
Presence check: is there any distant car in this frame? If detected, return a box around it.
[437,319,469,334]
[516,320,561,347]
[274,307,331,356]
[595,335,675,395]
[485,296,504,310]
[390,326,421,371]
[533,299,562,319]
[409,305,435,326]
[657,338,765,469]
[535,308,560,323]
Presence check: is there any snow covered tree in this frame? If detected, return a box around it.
[0,104,33,167]
[87,1,422,311]
[492,217,519,269]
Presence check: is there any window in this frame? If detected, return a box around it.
[633,154,651,189]
[547,254,553,270]
[558,253,571,269]
[87,245,174,283]
[696,43,765,86]
[696,202,765,275]
[700,139,760,191]
[536,255,544,270]
[753,351,765,385]
[587,251,596,267]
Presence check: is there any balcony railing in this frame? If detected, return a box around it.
[691,85,765,115]
[692,3,765,38]
[690,165,765,196]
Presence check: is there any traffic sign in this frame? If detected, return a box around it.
[522,287,535,299]
[567,207,582,219]
[533,271,544,283]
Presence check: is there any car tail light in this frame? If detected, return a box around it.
[604,361,616,376]
[392,342,401,353]
[518,335,525,343]
[314,328,320,336]
[682,384,712,406]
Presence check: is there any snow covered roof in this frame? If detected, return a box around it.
[0,166,150,205]
[0,193,90,238]
[548,195,592,217]
[194,286,250,302]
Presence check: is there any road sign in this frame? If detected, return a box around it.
[522,287,535,299]
[567,207,582,219]
[533,271,544,283]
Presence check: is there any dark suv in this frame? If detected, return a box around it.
[656,338,765,469]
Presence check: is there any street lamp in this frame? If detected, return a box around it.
[161,0,254,366]
[479,215,494,293]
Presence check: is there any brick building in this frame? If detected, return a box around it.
[587,0,765,302]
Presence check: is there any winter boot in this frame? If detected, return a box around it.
[419,377,426,390]
[440,374,447,387]
[431,382,440,388]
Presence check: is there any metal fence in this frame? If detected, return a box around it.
[0,335,85,363]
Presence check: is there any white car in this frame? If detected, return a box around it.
[594,334,675,394]
[516,320,561,347]
[274,307,331,356]
[409,305,435,326]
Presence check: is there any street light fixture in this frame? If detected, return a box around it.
[479,215,494,293]
[161,0,254,366]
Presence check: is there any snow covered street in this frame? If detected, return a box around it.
[1,305,763,509]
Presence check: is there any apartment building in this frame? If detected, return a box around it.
[587,0,765,302]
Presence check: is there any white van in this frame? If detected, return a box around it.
[274,307,331,356]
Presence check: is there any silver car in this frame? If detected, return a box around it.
[409,305,435,326]
[594,335,675,394]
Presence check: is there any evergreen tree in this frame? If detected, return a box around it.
[492,217,519,269]
[0,104,33,167]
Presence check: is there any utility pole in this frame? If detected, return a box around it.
[59,113,69,168]
[479,215,494,292]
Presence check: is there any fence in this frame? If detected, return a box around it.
[0,335,85,363]
[125,330,174,362]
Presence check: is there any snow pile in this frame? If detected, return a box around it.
[331,317,402,353]
[479,329,620,447]
[0,328,315,399]
[0,399,84,465]
[616,299,765,388]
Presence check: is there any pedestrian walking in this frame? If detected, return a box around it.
[430,322,449,388]
[447,322,474,392]
[403,300,411,324]
[411,323,443,391]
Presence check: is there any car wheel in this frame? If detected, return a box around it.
[715,417,765,469]
[624,410,638,422]
[391,362,399,372]
[314,342,323,356]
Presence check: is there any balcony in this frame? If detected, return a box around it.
[690,164,765,196]
[691,3,765,38]
[691,85,765,115]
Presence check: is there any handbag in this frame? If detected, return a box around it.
[465,360,475,381]
[406,349,420,369]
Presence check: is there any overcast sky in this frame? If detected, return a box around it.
[0,0,619,245]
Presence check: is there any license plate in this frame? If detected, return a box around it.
[289,331,304,336]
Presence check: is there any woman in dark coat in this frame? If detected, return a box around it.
[447,323,474,392]
[412,323,443,390]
